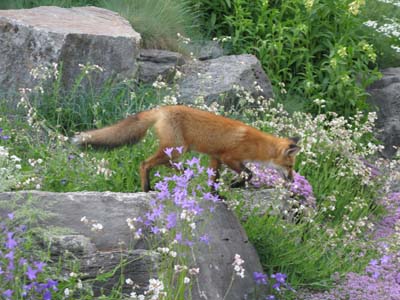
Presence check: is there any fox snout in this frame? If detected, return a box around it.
[277,167,294,182]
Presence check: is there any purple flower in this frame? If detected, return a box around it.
[34,261,46,272]
[5,250,14,260]
[175,232,182,242]
[2,289,13,299]
[187,157,200,167]
[45,279,58,290]
[7,213,14,220]
[173,161,183,170]
[396,273,400,285]
[5,232,17,249]
[273,272,287,283]
[176,146,184,154]
[43,290,52,300]
[253,271,268,285]
[26,265,38,280]
[166,213,177,229]
[164,147,174,158]
[206,168,216,177]
[199,234,210,245]
[151,226,160,234]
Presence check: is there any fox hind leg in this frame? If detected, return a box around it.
[140,149,176,192]
[140,145,187,192]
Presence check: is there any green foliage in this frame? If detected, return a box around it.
[360,0,400,68]
[28,64,160,135]
[99,0,201,51]
[189,0,380,117]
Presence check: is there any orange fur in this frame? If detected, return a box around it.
[73,105,301,192]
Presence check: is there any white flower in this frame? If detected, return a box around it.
[77,279,83,289]
[232,254,245,278]
[189,267,200,275]
[10,155,21,162]
[91,223,103,231]
[183,277,191,284]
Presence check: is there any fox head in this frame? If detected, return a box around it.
[272,137,301,182]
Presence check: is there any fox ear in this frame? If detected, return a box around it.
[285,144,301,157]
[289,136,301,144]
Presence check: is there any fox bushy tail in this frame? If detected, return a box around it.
[72,110,158,148]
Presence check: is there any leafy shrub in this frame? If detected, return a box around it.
[360,0,400,68]
[189,0,380,117]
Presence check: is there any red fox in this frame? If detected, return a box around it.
[72,105,301,192]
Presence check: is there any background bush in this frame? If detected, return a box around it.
[189,0,381,116]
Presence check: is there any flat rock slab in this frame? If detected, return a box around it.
[0,191,264,299]
[177,54,274,107]
[0,6,141,97]
[368,68,400,157]
[138,48,186,83]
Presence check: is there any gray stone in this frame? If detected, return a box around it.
[368,68,400,157]
[138,49,185,83]
[186,40,225,61]
[177,54,274,108]
[0,191,265,299]
[0,6,141,98]
[81,249,159,295]
[46,234,97,256]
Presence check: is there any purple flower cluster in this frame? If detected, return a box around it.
[300,192,400,299]
[0,128,10,141]
[248,163,316,207]
[0,213,58,300]
[253,271,294,299]
[132,148,221,246]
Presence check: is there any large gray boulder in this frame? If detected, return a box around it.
[368,68,400,157]
[0,191,264,299]
[0,6,141,98]
[177,54,274,107]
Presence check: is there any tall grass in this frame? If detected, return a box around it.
[100,0,201,51]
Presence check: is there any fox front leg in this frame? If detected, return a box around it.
[221,157,253,188]
[230,166,253,188]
